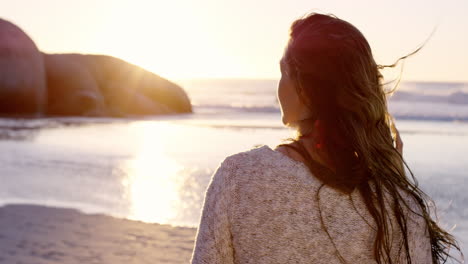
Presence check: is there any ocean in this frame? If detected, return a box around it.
[0,79,467,252]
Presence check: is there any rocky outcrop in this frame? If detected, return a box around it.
[0,18,192,117]
[43,53,192,117]
[0,18,47,117]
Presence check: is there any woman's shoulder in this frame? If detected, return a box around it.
[222,144,272,163]
[208,145,275,189]
[223,144,302,169]
[218,144,312,184]
[216,145,270,174]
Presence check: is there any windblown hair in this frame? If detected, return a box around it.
[277,12,462,264]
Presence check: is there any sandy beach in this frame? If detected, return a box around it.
[0,204,197,264]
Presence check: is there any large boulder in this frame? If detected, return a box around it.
[43,53,106,116]
[0,18,47,116]
[43,53,193,117]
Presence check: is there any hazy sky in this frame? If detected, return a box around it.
[2,0,467,82]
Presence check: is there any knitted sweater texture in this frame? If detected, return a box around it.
[190,144,432,263]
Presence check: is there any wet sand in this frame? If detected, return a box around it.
[0,204,197,264]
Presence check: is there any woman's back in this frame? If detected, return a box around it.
[190,145,432,263]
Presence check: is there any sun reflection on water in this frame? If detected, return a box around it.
[121,121,185,224]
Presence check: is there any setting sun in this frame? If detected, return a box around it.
[78,0,267,80]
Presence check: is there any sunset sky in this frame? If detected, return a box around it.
[2,0,467,82]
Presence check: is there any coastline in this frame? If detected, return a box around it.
[0,204,196,264]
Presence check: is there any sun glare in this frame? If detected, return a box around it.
[85,0,265,80]
[121,121,185,223]
[89,1,212,80]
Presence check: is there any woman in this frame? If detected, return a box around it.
[191,12,462,263]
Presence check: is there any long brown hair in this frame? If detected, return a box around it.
[277,12,462,263]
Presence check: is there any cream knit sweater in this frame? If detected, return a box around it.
[190,144,432,263]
